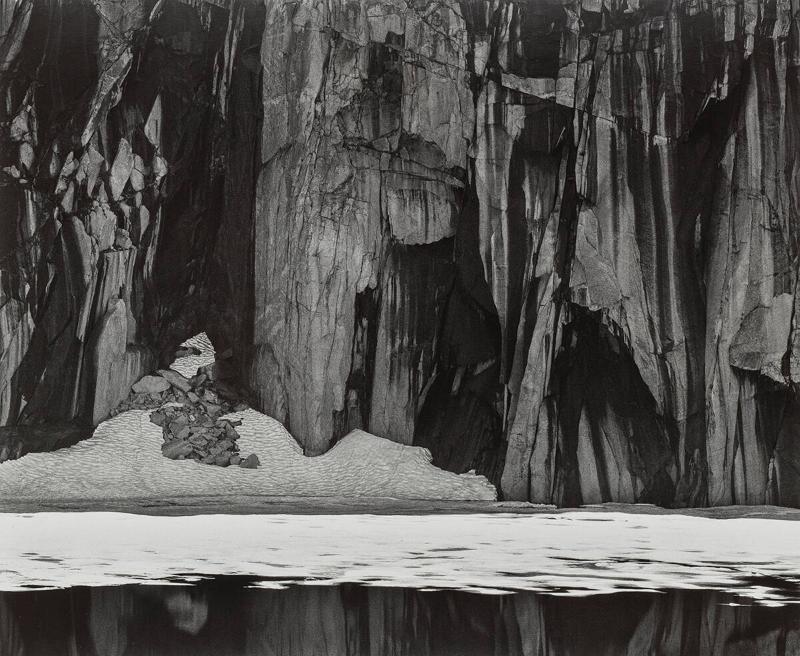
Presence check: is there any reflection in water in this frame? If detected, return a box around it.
[3,581,800,655]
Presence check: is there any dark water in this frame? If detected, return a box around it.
[3,580,800,655]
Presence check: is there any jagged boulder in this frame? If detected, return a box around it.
[131,375,170,396]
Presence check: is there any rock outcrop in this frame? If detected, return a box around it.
[1,0,799,506]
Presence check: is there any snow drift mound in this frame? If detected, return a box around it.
[0,334,496,501]
[0,409,496,500]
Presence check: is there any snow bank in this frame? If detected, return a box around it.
[0,334,496,501]
[0,408,496,500]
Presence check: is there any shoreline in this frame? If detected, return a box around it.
[2,496,800,519]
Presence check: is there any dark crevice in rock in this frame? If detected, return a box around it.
[334,283,381,442]
[414,170,505,485]
[205,2,264,399]
[551,306,679,507]
[143,2,230,361]
[414,359,506,490]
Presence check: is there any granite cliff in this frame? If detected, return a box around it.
[2,0,799,506]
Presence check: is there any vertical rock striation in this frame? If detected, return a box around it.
[493,0,800,507]
[0,0,254,427]
[2,0,799,507]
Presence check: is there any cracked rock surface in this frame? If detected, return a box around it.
[2,0,800,506]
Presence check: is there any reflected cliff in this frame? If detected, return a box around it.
[3,581,800,656]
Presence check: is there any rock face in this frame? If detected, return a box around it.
[2,0,800,507]
[0,0,235,427]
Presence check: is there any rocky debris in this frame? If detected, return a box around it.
[104,341,257,467]
[239,453,260,469]
[175,345,202,359]
[131,375,170,395]
[149,405,258,468]
[160,437,194,460]
[157,369,192,393]
[112,356,248,417]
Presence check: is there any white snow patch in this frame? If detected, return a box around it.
[171,332,215,378]
[0,409,496,501]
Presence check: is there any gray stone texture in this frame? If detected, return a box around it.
[1,0,800,506]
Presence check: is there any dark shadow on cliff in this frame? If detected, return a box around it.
[550,307,681,507]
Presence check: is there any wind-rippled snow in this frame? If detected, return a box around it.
[170,333,215,378]
[0,408,495,500]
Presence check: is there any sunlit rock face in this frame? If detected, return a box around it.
[2,0,799,506]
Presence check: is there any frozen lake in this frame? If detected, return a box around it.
[3,509,800,605]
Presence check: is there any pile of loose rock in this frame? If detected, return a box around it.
[149,405,259,468]
[110,347,260,468]
[110,347,227,415]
